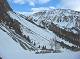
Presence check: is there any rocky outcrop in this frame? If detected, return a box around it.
[0,0,23,37]
[0,0,12,22]
[0,0,12,12]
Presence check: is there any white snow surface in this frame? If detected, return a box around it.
[0,29,80,59]
[0,10,80,59]
[30,9,80,34]
[7,11,77,48]
[7,11,54,48]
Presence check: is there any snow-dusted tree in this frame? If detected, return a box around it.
[34,42,36,46]
[55,42,61,50]
[50,38,55,49]
[38,45,40,48]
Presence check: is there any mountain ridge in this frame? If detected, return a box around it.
[25,9,80,34]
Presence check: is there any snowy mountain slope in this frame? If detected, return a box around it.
[0,7,79,52]
[2,23,36,50]
[7,11,54,48]
[26,9,80,34]
[0,27,80,59]
[0,2,80,52]
[22,9,80,48]
[0,0,36,51]
[7,11,80,51]
[0,28,80,59]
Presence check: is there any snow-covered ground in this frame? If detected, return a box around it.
[0,29,80,59]
[7,11,54,48]
[7,11,77,49]
[30,9,80,34]
[0,10,80,59]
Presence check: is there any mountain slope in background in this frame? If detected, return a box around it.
[26,9,80,33]
[24,9,80,48]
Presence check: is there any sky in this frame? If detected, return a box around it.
[7,0,80,15]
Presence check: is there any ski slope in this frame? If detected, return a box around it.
[7,11,77,49]
[0,28,80,59]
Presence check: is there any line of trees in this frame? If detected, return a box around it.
[48,22,80,47]
[57,41,79,51]
[32,41,47,50]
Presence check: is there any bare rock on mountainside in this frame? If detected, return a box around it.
[0,0,12,12]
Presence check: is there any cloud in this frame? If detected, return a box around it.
[13,0,50,6]
[18,11,33,16]
[59,0,80,11]
[31,6,55,12]
[16,6,55,16]
[13,0,26,4]
[11,0,80,12]
[38,0,50,4]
